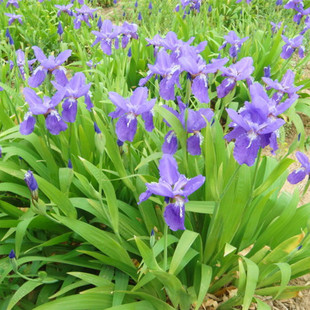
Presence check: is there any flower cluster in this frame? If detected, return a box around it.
[162,97,214,156]
[225,80,298,166]
[92,20,138,55]
[20,46,92,136]
[138,154,205,231]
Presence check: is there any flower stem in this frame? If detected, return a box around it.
[163,223,168,271]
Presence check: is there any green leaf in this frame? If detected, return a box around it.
[7,281,43,310]
[80,157,119,234]
[242,258,259,310]
[255,298,271,310]
[169,230,198,275]
[33,293,113,310]
[134,236,160,270]
[194,264,212,310]
[185,201,215,214]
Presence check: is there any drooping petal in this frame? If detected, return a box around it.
[20,113,36,135]
[45,111,68,135]
[62,98,77,123]
[217,78,236,98]
[141,111,154,132]
[115,114,137,142]
[164,202,186,231]
[138,190,152,204]
[192,75,209,103]
[159,78,175,101]
[158,154,180,184]
[187,134,202,156]
[287,169,307,184]
[234,133,261,166]
[28,66,47,88]
[296,151,310,168]
[162,131,178,154]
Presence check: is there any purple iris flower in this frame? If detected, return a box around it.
[28,47,71,88]
[16,49,36,80]
[120,22,138,48]
[139,50,181,101]
[293,7,310,24]
[24,170,39,201]
[5,13,22,25]
[180,0,202,12]
[52,72,91,122]
[138,154,205,231]
[138,12,142,20]
[108,87,156,142]
[276,0,283,5]
[92,20,120,55]
[20,87,66,135]
[217,57,254,98]
[148,1,152,9]
[163,97,214,155]
[6,0,19,8]
[5,28,14,45]
[179,46,228,103]
[288,152,310,184]
[74,5,97,29]
[135,0,138,8]
[281,35,304,59]
[262,69,302,102]
[219,31,249,59]
[55,4,73,17]
[225,83,295,166]
[284,0,304,10]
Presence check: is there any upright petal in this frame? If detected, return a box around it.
[158,154,180,184]
[32,46,47,63]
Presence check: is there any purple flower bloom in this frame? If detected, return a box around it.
[179,46,228,103]
[288,152,310,184]
[5,13,22,25]
[270,21,286,34]
[148,1,152,9]
[217,57,254,98]
[74,5,97,29]
[300,17,310,34]
[20,87,66,135]
[120,21,138,48]
[138,12,142,20]
[108,87,156,142]
[138,154,205,231]
[162,97,214,155]
[262,69,302,102]
[54,4,73,17]
[284,0,304,10]
[139,50,181,100]
[219,31,248,58]
[225,83,294,166]
[135,0,138,8]
[281,35,304,59]
[92,20,120,55]
[276,0,283,4]
[52,72,91,122]
[180,0,202,12]
[28,46,71,88]
[6,0,19,8]
[293,7,310,24]
[24,170,38,201]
